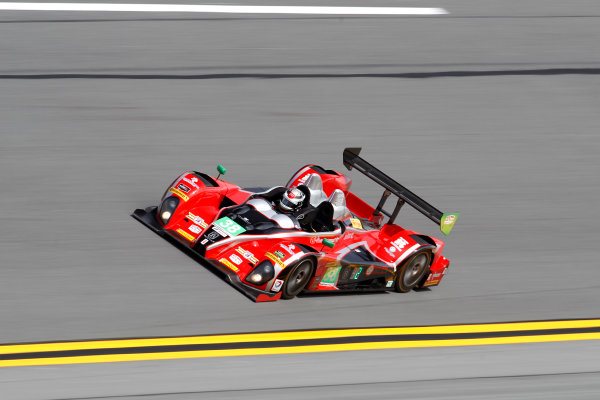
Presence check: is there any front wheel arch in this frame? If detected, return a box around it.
[280,258,316,300]
[276,254,317,280]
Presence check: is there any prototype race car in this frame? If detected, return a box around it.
[132,148,458,302]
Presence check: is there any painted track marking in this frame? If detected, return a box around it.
[1,319,600,367]
[0,3,448,15]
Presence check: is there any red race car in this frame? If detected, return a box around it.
[132,148,458,302]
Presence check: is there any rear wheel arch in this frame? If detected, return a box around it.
[394,248,434,293]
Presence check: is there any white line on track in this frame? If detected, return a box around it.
[0,3,448,15]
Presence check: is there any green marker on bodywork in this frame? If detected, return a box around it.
[440,213,459,236]
[322,239,335,248]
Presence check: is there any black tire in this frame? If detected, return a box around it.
[281,258,315,299]
[395,251,431,293]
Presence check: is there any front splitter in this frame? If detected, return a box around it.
[131,207,281,302]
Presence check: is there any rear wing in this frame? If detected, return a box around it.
[343,147,458,235]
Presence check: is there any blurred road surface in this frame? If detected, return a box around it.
[1,0,599,398]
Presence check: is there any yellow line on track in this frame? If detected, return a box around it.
[1,319,600,367]
[2,332,600,368]
[2,319,600,355]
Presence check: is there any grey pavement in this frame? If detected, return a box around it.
[2,340,600,399]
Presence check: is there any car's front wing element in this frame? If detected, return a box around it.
[131,207,281,302]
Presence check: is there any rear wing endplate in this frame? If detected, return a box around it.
[343,147,458,235]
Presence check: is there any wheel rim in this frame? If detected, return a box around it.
[286,260,312,295]
[402,254,428,288]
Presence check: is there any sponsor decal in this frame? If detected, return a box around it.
[385,247,396,258]
[391,237,409,252]
[423,268,446,286]
[200,239,208,245]
[271,279,284,292]
[274,250,285,259]
[188,224,202,234]
[387,237,410,256]
[441,213,459,235]
[444,214,456,225]
[183,176,199,188]
[219,258,239,272]
[236,247,258,264]
[387,243,421,266]
[320,264,341,286]
[297,174,310,184]
[265,252,286,269]
[186,212,208,228]
[214,217,246,237]
[352,267,363,280]
[280,243,296,256]
[366,265,374,276]
[230,254,243,265]
[310,236,322,245]
[386,280,394,288]
[423,271,445,287]
[176,228,195,242]
[350,218,363,229]
[212,225,228,237]
[207,231,220,240]
[287,191,296,199]
[177,183,191,193]
[168,187,189,202]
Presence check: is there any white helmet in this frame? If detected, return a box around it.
[278,188,305,213]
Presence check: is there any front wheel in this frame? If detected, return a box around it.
[395,252,431,293]
[281,259,315,299]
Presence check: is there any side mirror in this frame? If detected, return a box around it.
[216,164,226,180]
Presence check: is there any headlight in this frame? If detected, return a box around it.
[245,260,275,286]
[158,196,180,225]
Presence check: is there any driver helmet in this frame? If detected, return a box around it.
[278,187,305,213]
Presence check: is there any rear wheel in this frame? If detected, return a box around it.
[281,258,315,299]
[395,252,431,293]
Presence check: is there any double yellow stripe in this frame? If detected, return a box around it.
[1,319,599,367]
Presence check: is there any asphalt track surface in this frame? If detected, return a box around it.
[1,0,600,398]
